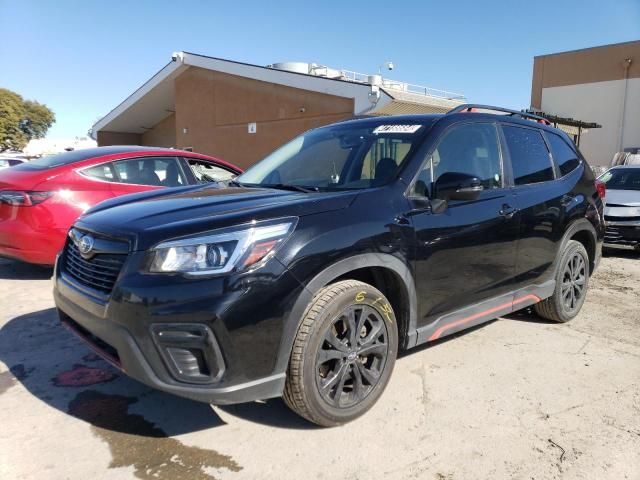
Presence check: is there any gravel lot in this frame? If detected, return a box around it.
[0,252,638,480]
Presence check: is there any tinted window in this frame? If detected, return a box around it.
[432,123,502,191]
[503,126,553,185]
[0,160,8,168]
[83,163,115,181]
[599,168,640,191]
[547,132,580,176]
[112,157,186,187]
[187,159,237,184]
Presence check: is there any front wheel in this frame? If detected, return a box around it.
[534,240,590,323]
[284,280,398,427]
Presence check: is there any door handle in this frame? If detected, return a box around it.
[499,204,518,219]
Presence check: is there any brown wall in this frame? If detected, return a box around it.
[531,40,640,108]
[141,113,176,147]
[97,131,141,146]
[173,67,354,169]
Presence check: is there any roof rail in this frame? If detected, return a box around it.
[447,104,551,125]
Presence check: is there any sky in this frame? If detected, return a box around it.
[1,0,639,140]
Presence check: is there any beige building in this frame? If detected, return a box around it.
[92,52,465,169]
[531,40,640,166]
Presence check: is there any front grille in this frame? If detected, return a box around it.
[63,240,127,294]
[605,215,640,222]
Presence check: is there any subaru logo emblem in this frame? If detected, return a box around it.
[79,235,94,254]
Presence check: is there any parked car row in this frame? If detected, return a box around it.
[42,105,607,426]
[0,146,241,265]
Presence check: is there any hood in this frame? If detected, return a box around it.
[75,185,357,250]
[605,189,640,207]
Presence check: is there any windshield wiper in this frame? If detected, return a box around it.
[263,183,319,193]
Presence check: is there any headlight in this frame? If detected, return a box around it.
[148,218,297,276]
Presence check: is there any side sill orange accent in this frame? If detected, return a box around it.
[428,294,541,341]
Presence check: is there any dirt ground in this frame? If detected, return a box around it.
[0,252,638,480]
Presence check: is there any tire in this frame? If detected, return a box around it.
[284,280,398,427]
[534,240,590,323]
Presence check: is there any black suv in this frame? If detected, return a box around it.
[54,105,604,426]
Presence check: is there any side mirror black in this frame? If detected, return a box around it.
[435,172,484,202]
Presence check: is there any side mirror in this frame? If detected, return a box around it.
[435,172,484,202]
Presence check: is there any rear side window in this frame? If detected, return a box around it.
[112,157,187,187]
[547,132,580,176]
[503,126,554,185]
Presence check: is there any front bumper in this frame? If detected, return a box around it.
[604,219,640,250]
[0,219,65,265]
[53,248,307,405]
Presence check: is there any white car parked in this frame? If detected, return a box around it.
[599,165,640,250]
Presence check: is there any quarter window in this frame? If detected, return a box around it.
[83,163,115,181]
[547,132,580,176]
[186,159,237,184]
[503,126,554,185]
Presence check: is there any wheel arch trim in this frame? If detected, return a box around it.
[555,218,600,274]
[274,253,418,375]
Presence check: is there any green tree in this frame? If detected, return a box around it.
[0,88,55,151]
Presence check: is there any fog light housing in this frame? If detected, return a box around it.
[150,324,225,384]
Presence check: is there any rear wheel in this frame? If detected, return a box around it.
[534,240,589,323]
[284,280,398,427]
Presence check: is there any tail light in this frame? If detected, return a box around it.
[595,180,606,201]
[0,191,54,206]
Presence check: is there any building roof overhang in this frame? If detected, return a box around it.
[90,52,386,138]
[91,51,465,139]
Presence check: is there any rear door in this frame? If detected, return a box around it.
[408,122,520,338]
[500,124,565,289]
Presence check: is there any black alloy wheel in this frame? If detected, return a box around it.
[315,304,389,408]
[284,280,398,427]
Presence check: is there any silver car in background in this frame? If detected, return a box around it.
[599,165,640,251]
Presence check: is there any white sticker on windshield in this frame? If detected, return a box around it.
[373,124,422,134]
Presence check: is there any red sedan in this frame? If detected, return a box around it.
[0,146,242,265]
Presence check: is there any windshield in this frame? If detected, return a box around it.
[599,168,640,191]
[237,121,432,190]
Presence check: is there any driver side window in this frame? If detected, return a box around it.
[411,123,502,198]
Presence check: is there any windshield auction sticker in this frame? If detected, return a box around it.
[373,125,422,134]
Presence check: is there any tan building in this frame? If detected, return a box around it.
[91,52,465,169]
[531,40,640,166]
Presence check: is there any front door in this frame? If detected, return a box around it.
[407,122,520,341]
